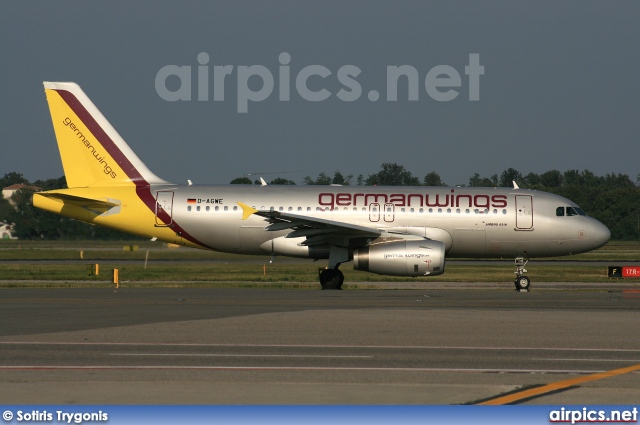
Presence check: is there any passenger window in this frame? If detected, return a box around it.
[187,206,192,212]
[224,206,228,211]
[196,206,200,211]
[556,207,565,217]
[206,206,210,212]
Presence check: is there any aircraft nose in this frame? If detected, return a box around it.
[589,219,611,249]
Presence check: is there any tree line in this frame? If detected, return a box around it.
[2,165,639,240]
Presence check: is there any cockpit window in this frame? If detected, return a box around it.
[557,206,587,217]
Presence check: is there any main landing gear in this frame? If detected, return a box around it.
[514,256,530,292]
[319,245,348,290]
[319,268,344,290]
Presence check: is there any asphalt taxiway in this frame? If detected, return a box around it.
[0,285,639,404]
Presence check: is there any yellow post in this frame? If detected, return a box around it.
[80,250,83,259]
[86,264,99,276]
[112,268,119,288]
[263,264,266,276]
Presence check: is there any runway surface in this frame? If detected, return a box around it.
[1,284,639,404]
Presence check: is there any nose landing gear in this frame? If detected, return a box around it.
[514,256,530,292]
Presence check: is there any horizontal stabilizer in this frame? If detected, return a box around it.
[36,191,120,213]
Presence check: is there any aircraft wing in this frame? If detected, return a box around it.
[238,202,381,247]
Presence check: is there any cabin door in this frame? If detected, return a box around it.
[515,195,533,229]
[155,191,174,226]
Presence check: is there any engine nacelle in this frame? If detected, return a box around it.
[353,239,445,277]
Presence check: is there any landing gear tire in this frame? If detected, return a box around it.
[514,276,530,292]
[320,269,344,290]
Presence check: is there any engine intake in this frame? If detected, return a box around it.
[353,239,445,277]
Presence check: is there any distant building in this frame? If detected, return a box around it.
[1,184,42,239]
[0,222,14,239]
[2,183,42,206]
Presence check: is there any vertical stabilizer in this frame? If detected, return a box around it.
[43,82,169,188]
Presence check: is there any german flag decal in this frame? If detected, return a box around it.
[187,199,197,204]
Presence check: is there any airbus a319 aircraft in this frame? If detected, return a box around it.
[34,82,611,291]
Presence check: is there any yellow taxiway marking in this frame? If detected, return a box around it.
[478,363,640,405]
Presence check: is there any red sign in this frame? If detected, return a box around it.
[622,267,640,277]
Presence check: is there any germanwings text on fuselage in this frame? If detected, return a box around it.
[318,190,508,209]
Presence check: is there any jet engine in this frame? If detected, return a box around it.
[353,239,445,277]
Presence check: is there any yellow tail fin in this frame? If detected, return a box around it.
[43,82,168,188]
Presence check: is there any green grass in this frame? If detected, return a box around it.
[0,262,637,286]
[2,240,639,261]
[0,240,638,288]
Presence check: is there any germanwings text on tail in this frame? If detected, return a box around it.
[34,82,611,290]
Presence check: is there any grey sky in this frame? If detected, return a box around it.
[1,1,638,186]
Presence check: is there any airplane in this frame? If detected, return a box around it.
[33,82,611,291]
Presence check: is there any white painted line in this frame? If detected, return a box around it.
[113,353,372,358]
[0,365,610,373]
[2,341,640,352]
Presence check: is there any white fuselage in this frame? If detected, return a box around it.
[157,185,610,259]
